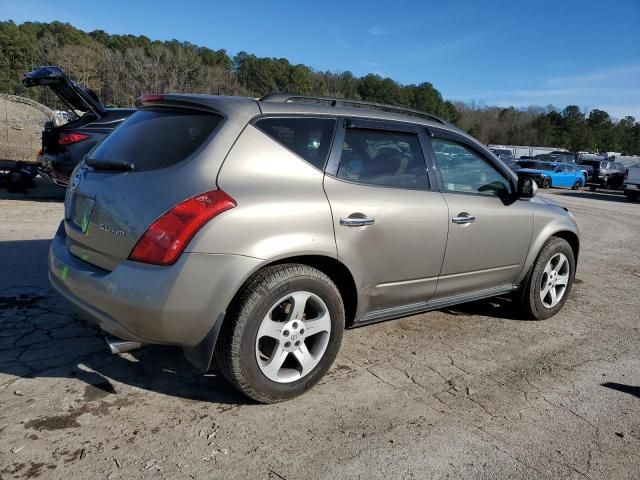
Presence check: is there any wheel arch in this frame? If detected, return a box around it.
[266,255,359,327]
[516,223,580,287]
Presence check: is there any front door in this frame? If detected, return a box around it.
[426,136,534,298]
[324,120,449,315]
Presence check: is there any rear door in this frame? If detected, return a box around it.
[425,130,533,298]
[323,118,449,315]
[554,164,571,186]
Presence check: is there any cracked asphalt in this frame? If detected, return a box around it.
[1,181,639,479]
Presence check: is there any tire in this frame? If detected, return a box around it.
[626,192,639,202]
[572,179,582,190]
[215,264,345,403]
[518,237,576,320]
[541,177,551,189]
[589,185,596,192]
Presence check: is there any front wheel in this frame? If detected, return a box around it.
[215,264,345,403]
[541,177,551,189]
[518,237,575,320]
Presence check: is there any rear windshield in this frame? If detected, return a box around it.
[88,108,221,172]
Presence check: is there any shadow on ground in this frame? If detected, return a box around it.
[551,190,629,203]
[0,176,65,202]
[0,238,250,406]
[602,382,640,399]
[440,295,527,321]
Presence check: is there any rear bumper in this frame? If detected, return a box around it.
[38,154,71,186]
[49,222,262,348]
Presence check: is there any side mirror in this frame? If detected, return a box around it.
[517,176,537,198]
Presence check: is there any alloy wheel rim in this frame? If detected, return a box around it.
[255,291,331,383]
[540,253,570,308]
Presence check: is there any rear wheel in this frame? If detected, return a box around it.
[215,264,345,403]
[541,177,551,189]
[518,237,575,320]
[572,179,582,190]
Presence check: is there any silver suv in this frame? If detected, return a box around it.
[49,94,579,402]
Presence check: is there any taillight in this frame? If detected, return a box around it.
[59,132,89,145]
[129,189,236,266]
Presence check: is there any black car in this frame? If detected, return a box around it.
[578,156,626,190]
[22,66,134,186]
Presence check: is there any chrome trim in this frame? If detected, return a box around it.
[340,216,375,227]
[452,215,476,224]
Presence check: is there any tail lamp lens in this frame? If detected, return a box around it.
[129,189,236,265]
[59,132,89,145]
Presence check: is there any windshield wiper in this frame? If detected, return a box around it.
[86,159,135,172]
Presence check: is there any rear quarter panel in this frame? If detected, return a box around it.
[186,124,337,262]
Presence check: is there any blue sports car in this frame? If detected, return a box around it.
[516,161,586,189]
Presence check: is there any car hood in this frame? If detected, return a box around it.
[22,66,107,117]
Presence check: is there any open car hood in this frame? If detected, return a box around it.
[22,66,107,117]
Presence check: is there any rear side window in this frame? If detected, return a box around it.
[336,128,428,189]
[88,108,222,172]
[255,117,336,170]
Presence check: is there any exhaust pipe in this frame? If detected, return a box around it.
[105,336,141,354]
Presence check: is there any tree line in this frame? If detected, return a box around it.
[1,20,639,154]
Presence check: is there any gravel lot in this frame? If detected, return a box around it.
[1,181,639,480]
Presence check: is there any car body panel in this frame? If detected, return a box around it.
[435,194,534,297]
[323,174,449,315]
[187,123,337,260]
[515,196,580,284]
[49,222,262,347]
[23,65,107,116]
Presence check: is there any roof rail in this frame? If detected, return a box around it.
[259,93,451,126]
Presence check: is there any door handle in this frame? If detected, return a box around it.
[452,212,476,224]
[340,216,375,227]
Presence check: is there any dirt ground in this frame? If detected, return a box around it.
[1,180,639,480]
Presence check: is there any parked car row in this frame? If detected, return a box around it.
[490,148,630,192]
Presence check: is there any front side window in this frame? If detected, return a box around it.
[255,117,336,170]
[336,128,428,189]
[430,138,511,196]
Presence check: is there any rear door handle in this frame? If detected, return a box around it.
[452,212,476,224]
[340,216,375,227]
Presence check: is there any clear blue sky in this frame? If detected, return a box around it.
[3,0,639,119]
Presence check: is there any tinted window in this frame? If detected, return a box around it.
[255,117,336,170]
[431,138,511,196]
[88,108,221,172]
[336,128,428,189]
